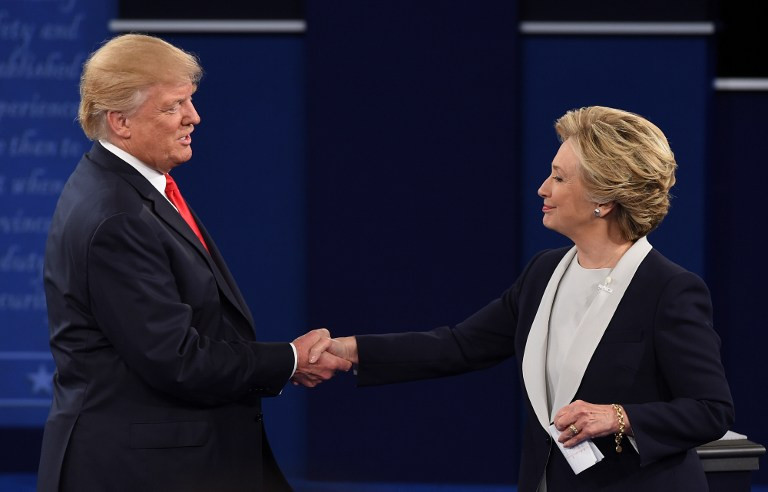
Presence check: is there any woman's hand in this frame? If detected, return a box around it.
[553,400,632,448]
[306,335,359,365]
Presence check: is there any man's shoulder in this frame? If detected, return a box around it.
[55,153,150,231]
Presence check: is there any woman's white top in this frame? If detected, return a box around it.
[522,236,653,432]
[546,257,611,412]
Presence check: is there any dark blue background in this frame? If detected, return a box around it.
[0,0,765,488]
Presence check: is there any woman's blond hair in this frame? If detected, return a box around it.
[78,34,202,140]
[555,106,677,241]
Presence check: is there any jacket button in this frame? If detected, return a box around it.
[254,413,263,422]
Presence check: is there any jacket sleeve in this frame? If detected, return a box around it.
[353,250,552,386]
[623,271,734,465]
[356,295,517,386]
[86,212,295,404]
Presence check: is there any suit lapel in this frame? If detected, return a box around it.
[549,238,652,418]
[148,188,256,329]
[522,246,577,432]
[150,184,208,255]
[87,143,254,327]
[188,208,256,328]
[522,238,654,431]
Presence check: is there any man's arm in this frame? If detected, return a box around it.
[87,212,348,401]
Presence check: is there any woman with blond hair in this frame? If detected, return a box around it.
[314,106,734,491]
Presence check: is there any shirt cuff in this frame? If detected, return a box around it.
[628,435,639,453]
[289,342,298,378]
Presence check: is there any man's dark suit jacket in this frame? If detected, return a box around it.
[38,142,295,492]
[356,247,734,492]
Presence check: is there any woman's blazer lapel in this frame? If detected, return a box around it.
[522,237,653,431]
[522,246,577,432]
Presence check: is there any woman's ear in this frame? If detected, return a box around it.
[597,201,617,217]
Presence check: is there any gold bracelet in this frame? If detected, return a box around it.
[612,403,625,453]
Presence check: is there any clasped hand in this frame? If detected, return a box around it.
[552,400,631,448]
[290,329,358,387]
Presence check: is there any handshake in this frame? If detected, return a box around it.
[290,329,359,387]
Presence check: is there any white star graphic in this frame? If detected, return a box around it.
[27,364,54,395]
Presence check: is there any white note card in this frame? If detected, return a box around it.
[548,424,604,474]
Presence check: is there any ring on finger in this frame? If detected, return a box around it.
[569,424,579,436]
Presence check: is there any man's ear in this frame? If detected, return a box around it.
[106,111,131,139]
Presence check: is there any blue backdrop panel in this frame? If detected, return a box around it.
[709,92,768,485]
[160,34,308,477]
[305,1,521,485]
[0,0,111,427]
[519,36,711,277]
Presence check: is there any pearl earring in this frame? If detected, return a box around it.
[594,208,601,217]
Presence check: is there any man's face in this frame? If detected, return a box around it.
[122,82,200,173]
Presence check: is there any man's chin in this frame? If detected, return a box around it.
[173,150,194,165]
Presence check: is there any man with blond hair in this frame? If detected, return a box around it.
[38,34,348,492]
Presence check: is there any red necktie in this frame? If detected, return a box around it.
[165,174,209,252]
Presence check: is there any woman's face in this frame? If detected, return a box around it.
[537,138,596,240]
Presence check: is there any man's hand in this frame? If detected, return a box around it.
[291,329,352,387]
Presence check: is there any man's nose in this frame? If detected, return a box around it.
[184,101,201,125]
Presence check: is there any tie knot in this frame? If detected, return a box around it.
[165,173,178,193]
[162,173,209,252]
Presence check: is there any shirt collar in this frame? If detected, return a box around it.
[99,140,169,200]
